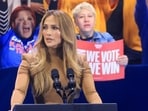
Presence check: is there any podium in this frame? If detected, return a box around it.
[13,103,117,111]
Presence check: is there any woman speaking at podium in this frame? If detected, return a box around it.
[10,10,102,110]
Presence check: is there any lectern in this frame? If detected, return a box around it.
[13,103,117,111]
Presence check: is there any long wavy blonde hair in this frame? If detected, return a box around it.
[28,10,82,96]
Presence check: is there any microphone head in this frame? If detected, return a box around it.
[51,69,59,80]
[67,68,74,79]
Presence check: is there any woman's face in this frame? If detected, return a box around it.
[75,8,95,33]
[42,15,62,48]
[13,10,35,39]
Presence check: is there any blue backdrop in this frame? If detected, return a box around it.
[1,65,148,111]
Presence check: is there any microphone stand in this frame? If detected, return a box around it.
[62,83,76,103]
[62,88,68,103]
[56,86,75,103]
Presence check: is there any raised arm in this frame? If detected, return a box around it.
[0,0,20,36]
[0,1,9,36]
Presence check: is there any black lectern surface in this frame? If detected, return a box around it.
[13,103,117,111]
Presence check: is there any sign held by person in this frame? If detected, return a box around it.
[77,40,125,81]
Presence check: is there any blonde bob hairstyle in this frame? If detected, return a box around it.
[72,2,96,19]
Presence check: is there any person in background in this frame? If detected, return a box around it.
[10,10,102,110]
[135,0,148,64]
[0,0,21,36]
[0,5,39,69]
[72,2,128,66]
[107,0,142,64]
[43,0,119,32]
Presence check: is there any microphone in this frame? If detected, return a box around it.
[51,69,62,97]
[67,68,76,91]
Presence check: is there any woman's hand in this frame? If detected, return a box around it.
[117,55,128,66]
[30,2,46,15]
